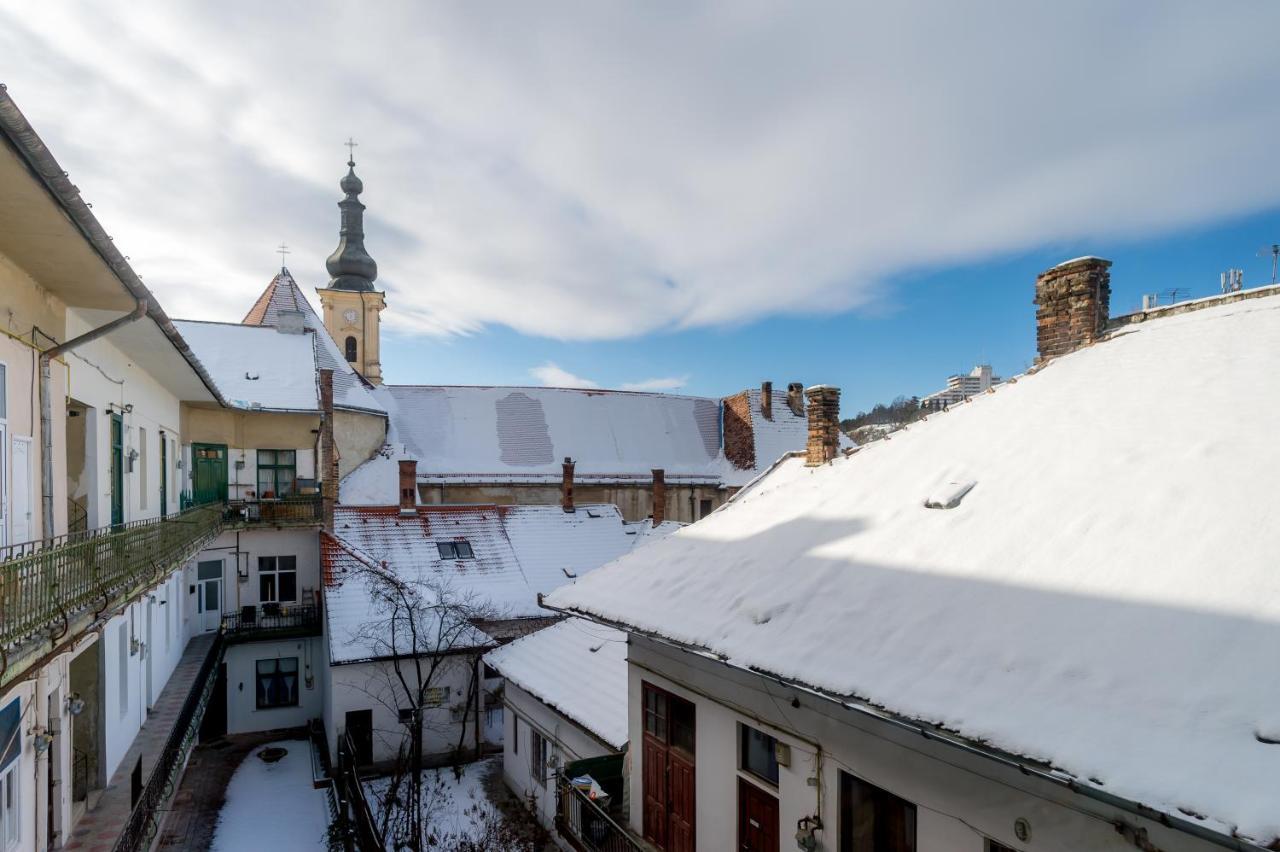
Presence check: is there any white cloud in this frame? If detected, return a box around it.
[2,2,1279,339]
[529,362,599,389]
[621,376,690,392]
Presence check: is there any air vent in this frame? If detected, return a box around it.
[924,480,976,510]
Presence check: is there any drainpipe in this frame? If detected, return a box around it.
[39,299,148,540]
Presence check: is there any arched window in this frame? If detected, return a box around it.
[344,336,358,363]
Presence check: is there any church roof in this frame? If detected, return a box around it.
[231,268,385,414]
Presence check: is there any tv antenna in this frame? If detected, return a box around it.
[1258,244,1279,284]
[1160,287,1189,305]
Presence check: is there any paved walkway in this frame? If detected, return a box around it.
[63,634,214,852]
[155,730,304,852]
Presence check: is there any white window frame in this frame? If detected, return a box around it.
[1,756,19,850]
[530,728,549,787]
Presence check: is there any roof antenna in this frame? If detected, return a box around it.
[277,242,290,271]
[1257,244,1279,285]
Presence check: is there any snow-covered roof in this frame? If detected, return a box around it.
[548,294,1280,846]
[485,618,629,749]
[239,268,385,415]
[324,503,673,664]
[372,384,725,482]
[172,320,318,412]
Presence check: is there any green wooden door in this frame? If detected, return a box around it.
[110,414,124,527]
[159,433,168,518]
[191,443,228,506]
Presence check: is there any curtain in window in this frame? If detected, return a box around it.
[256,658,299,708]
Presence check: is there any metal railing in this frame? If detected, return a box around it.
[556,773,645,852]
[226,495,323,526]
[309,720,354,852]
[220,603,322,640]
[335,732,385,852]
[0,505,223,653]
[111,633,225,852]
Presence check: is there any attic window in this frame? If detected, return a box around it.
[437,541,475,560]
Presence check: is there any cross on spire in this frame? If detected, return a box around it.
[345,137,358,165]
[277,242,290,269]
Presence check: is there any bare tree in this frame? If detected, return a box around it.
[346,558,499,851]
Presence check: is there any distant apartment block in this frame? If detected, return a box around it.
[920,363,1000,410]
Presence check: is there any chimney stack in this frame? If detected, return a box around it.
[1034,257,1112,362]
[651,468,666,527]
[398,460,417,515]
[805,385,841,466]
[320,369,337,532]
[760,382,773,420]
[786,383,804,417]
[561,457,575,513]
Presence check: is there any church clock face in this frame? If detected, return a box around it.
[342,308,358,324]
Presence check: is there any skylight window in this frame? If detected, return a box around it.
[436,540,475,560]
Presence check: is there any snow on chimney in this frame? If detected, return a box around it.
[398,460,417,515]
[760,382,773,420]
[320,368,336,532]
[1034,257,1112,362]
[652,468,666,527]
[805,385,841,466]
[786,383,805,417]
[561,457,575,513]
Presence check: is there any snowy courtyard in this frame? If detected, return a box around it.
[209,739,330,852]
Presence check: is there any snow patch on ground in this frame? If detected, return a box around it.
[364,758,500,848]
[210,739,329,852]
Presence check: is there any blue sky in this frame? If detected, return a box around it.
[3,1,1279,418]
[382,205,1280,413]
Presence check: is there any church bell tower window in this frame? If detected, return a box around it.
[345,336,358,363]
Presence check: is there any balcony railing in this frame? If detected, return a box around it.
[556,772,645,852]
[220,603,322,642]
[0,505,223,657]
[225,495,323,527]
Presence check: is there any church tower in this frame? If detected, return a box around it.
[317,145,386,384]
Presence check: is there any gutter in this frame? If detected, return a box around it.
[538,597,1265,852]
[39,299,148,538]
[0,86,227,408]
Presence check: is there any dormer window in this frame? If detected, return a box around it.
[437,541,475,560]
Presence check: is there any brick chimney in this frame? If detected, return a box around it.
[398,460,417,515]
[805,385,841,466]
[651,468,666,527]
[1034,257,1112,362]
[760,382,772,420]
[319,369,337,532]
[561,457,575,513]
[786,383,804,417]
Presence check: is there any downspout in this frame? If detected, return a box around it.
[39,299,148,540]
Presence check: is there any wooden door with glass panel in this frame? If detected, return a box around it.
[642,682,696,851]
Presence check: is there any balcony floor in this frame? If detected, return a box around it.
[63,634,214,852]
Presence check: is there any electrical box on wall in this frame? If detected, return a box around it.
[775,741,791,768]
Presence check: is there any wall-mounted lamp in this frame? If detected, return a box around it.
[66,693,86,716]
[31,727,54,754]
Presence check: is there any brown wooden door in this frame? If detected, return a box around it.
[642,682,697,851]
[738,778,779,852]
[668,751,697,851]
[643,732,669,847]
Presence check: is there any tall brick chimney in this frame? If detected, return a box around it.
[319,368,337,532]
[1034,257,1112,362]
[760,382,773,420]
[398,460,417,515]
[561,457,575,513]
[651,468,666,527]
[786,383,804,417]
[805,385,841,466]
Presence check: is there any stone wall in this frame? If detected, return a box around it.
[1034,257,1111,362]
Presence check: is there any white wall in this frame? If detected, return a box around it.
[223,447,316,502]
[627,636,1221,852]
[0,679,37,852]
[66,309,182,529]
[501,682,617,834]
[326,655,479,766]
[223,638,324,734]
[189,528,322,616]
